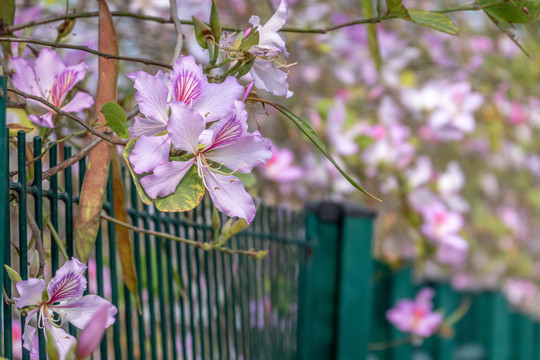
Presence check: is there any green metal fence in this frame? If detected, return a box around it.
[1,127,308,358]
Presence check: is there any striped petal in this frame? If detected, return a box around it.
[47,258,87,303]
[170,55,207,104]
[140,159,195,199]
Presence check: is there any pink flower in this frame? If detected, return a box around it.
[386,288,443,337]
[14,258,117,360]
[11,48,94,128]
[263,147,304,182]
[75,304,111,359]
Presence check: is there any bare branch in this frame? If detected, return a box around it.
[26,209,45,278]
[169,0,184,64]
[0,37,173,70]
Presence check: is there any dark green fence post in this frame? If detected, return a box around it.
[389,266,415,360]
[490,292,512,360]
[0,73,9,358]
[435,283,458,360]
[516,313,534,360]
[298,201,376,360]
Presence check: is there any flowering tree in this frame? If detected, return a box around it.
[2,0,540,355]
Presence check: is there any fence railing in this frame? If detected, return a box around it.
[1,130,308,360]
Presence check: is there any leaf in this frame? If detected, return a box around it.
[45,329,60,360]
[478,0,536,23]
[363,0,382,72]
[111,150,141,311]
[240,30,260,52]
[0,0,15,25]
[385,0,410,19]
[75,0,118,264]
[407,10,459,35]
[155,166,205,212]
[123,138,205,212]
[101,102,129,138]
[4,265,22,283]
[7,123,33,137]
[192,16,212,49]
[271,103,381,201]
[210,0,221,43]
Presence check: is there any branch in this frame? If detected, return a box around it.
[101,212,267,259]
[0,37,173,70]
[169,0,184,64]
[7,88,127,145]
[3,3,505,36]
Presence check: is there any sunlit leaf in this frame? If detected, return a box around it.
[101,102,129,138]
[408,10,459,35]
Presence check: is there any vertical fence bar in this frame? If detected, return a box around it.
[0,75,6,358]
[64,145,76,337]
[143,206,158,360]
[33,137,46,360]
[436,283,458,360]
[50,144,59,272]
[96,227,109,358]
[152,211,169,360]
[18,132,29,360]
[163,219,177,360]
[200,200,214,360]
[491,292,512,360]
[173,214,188,360]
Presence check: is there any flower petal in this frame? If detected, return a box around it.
[204,103,247,152]
[34,48,65,100]
[47,258,87,303]
[260,0,287,35]
[250,59,291,97]
[11,57,41,98]
[126,70,170,125]
[205,173,256,223]
[22,308,39,354]
[61,92,94,113]
[51,63,88,106]
[75,304,110,358]
[130,116,168,138]
[170,55,207,104]
[130,135,171,175]
[168,101,206,153]
[50,295,117,330]
[14,278,46,308]
[45,323,77,360]
[192,77,244,123]
[28,113,54,128]
[140,159,195,199]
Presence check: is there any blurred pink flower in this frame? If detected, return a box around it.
[386,287,443,337]
[263,147,304,182]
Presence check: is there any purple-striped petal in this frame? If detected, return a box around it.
[192,77,244,123]
[47,258,87,303]
[50,63,88,107]
[33,48,65,99]
[49,295,117,330]
[61,92,94,113]
[130,135,171,175]
[205,131,273,173]
[167,101,206,153]
[170,55,207,104]
[205,173,256,223]
[14,278,46,308]
[203,102,248,152]
[140,159,195,199]
[126,71,169,126]
[28,113,55,128]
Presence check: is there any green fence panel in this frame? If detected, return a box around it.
[436,283,459,360]
[389,266,415,360]
[490,292,512,360]
[0,75,9,359]
[299,201,376,360]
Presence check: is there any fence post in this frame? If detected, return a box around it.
[490,292,512,360]
[435,283,458,360]
[0,73,9,358]
[298,201,376,360]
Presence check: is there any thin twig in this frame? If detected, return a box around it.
[26,209,45,278]
[126,105,140,120]
[3,2,507,35]
[169,0,184,64]
[101,212,267,258]
[7,88,126,145]
[46,221,70,261]
[0,37,173,70]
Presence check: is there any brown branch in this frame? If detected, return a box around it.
[0,37,173,70]
[7,88,127,145]
[26,209,45,277]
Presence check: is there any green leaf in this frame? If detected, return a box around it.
[123,138,205,212]
[235,58,256,78]
[155,166,205,212]
[210,0,221,43]
[4,265,22,283]
[478,0,536,23]
[363,0,382,72]
[385,0,410,19]
[239,30,260,52]
[271,104,381,201]
[0,0,15,25]
[407,10,459,35]
[46,329,60,360]
[101,102,129,138]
